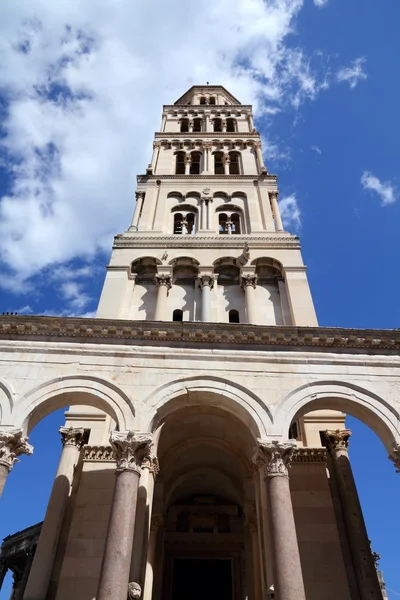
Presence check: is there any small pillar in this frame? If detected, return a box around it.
[269,192,284,232]
[198,273,214,322]
[185,155,191,175]
[0,429,33,498]
[241,272,258,324]
[96,432,153,600]
[130,191,145,231]
[253,441,306,600]
[255,142,265,173]
[143,516,164,600]
[224,154,230,175]
[154,274,172,321]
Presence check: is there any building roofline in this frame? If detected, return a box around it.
[174,85,242,106]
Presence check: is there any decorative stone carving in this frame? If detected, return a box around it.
[292,448,326,463]
[59,427,86,449]
[151,515,164,532]
[135,191,145,202]
[110,431,153,474]
[241,273,257,289]
[152,142,161,150]
[141,451,160,476]
[155,274,172,290]
[128,582,142,599]
[269,191,278,203]
[389,443,400,473]
[198,274,214,289]
[252,440,296,478]
[325,429,351,451]
[0,429,33,472]
[83,445,115,461]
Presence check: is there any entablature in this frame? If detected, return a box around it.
[112,234,300,250]
[137,174,277,183]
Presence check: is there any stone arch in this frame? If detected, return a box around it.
[12,375,135,433]
[143,375,271,440]
[275,380,400,452]
[0,377,15,426]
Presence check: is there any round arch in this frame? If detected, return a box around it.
[0,377,15,425]
[12,375,136,433]
[275,380,400,452]
[143,375,271,440]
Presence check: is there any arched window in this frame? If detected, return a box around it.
[180,118,189,133]
[209,97,216,105]
[214,152,224,175]
[200,97,206,105]
[190,152,201,175]
[226,118,236,132]
[174,213,183,234]
[186,212,195,234]
[193,118,202,132]
[229,309,240,323]
[219,213,228,234]
[231,213,241,234]
[213,118,222,132]
[175,152,185,175]
[229,151,241,175]
[173,309,183,321]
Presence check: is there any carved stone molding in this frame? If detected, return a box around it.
[128,581,142,599]
[252,440,296,478]
[389,443,400,473]
[292,448,327,463]
[83,445,115,461]
[137,174,277,182]
[59,427,86,449]
[325,429,352,451]
[0,429,33,472]
[110,431,153,475]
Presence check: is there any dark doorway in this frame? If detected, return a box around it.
[172,558,233,600]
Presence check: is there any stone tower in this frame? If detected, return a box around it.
[0,86,392,600]
[96,84,318,328]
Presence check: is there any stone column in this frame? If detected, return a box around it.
[224,154,230,175]
[154,275,172,321]
[198,274,214,322]
[255,142,265,173]
[245,511,263,600]
[241,273,258,324]
[189,120,193,133]
[222,119,227,132]
[252,440,306,600]
[325,430,383,600]
[205,113,210,133]
[203,143,211,173]
[129,191,145,231]
[151,142,161,172]
[23,427,86,600]
[97,431,153,600]
[185,154,191,175]
[269,192,284,232]
[205,197,213,229]
[130,453,159,591]
[199,198,206,230]
[161,112,167,131]
[143,515,164,600]
[0,429,33,498]
[248,113,255,131]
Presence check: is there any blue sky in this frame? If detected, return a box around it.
[1,0,400,597]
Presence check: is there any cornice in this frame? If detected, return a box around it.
[137,174,277,182]
[1,316,400,354]
[113,235,300,250]
[163,104,252,111]
[155,132,259,138]
[292,448,326,464]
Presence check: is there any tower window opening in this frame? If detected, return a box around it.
[193,118,202,132]
[173,309,183,321]
[231,213,241,234]
[200,97,206,105]
[175,152,185,175]
[229,151,241,175]
[226,118,236,132]
[219,213,228,234]
[180,118,189,133]
[214,152,224,175]
[190,152,201,175]
[186,212,195,234]
[213,118,223,132]
[209,97,216,105]
[174,213,183,234]
[229,309,240,323]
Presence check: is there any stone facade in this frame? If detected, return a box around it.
[0,86,395,600]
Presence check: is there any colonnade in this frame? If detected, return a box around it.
[0,427,396,600]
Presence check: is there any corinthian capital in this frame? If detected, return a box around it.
[269,191,278,202]
[156,273,172,289]
[252,440,296,478]
[110,431,153,474]
[325,429,351,451]
[241,273,257,289]
[389,443,400,473]
[141,451,160,476]
[0,429,33,472]
[59,427,87,449]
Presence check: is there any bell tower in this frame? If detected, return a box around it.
[97,85,317,328]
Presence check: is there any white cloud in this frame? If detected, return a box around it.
[0,0,360,297]
[337,57,367,89]
[361,171,397,206]
[279,194,301,230]
[314,0,328,7]
[311,145,322,155]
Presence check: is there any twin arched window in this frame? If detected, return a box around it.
[213,151,242,175]
[218,213,241,235]
[173,210,196,235]
[213,118,237,133]
[175,151,202,174]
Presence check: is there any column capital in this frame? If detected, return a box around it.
[59,426,87,449]
[252,439,296,478]
[241,273,257,289]
[152,142,161,150]
[128,582,142,599]
[141,452,160,476]
[151,514,164,532]
[135,191,145,201]
[325,429,352,451]
[198,273,214,289]
[268,190,278,201]
[0,429,33,472]
[155,273,172,289]
[110,431,153,475]
[389,443,400,473]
